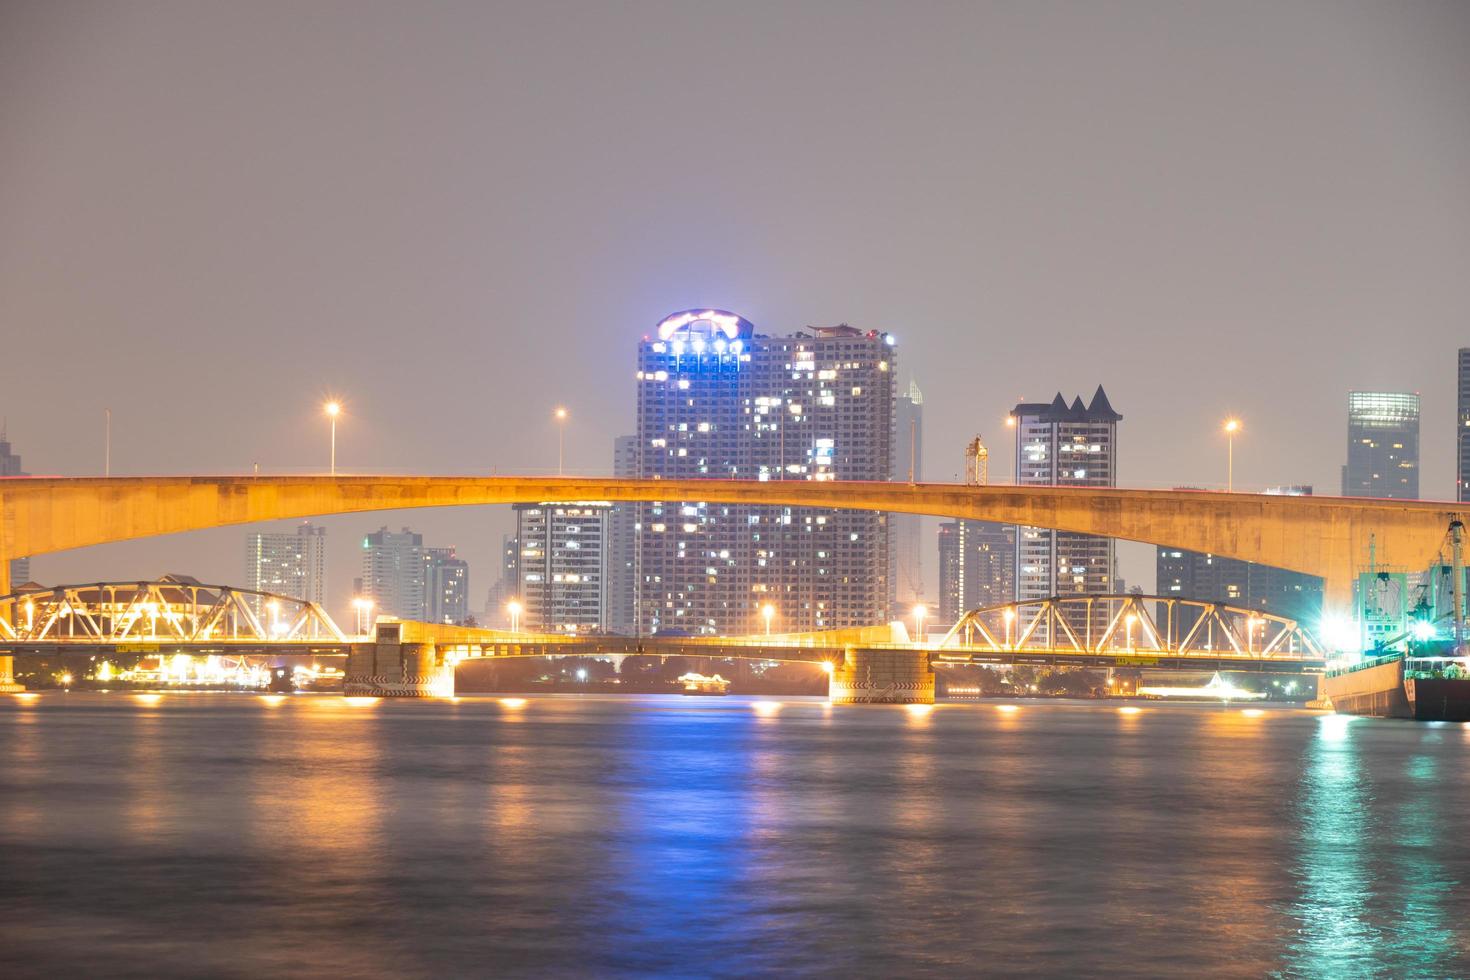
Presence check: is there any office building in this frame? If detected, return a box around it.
[515,502,610,633]
[891,379,925,616]
[1,428,27,588]
[360,527,426,620]
[482,533,519,627]
[423,547,470,625]
[1013,389,1121,636]
[244,523,327,615]
[937,520,1016,624]
[1342,391,1419,499]
[606,435,640,634]
[636,311,895,635]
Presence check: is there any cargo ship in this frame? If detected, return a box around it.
[1322,653,1470,720]
[1321,518,1470,720]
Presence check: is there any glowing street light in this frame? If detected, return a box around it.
[1125,613,1138,652]
[1003,608,1016,649]
[507,599,523,633]
[554,406,568,476]
[1247,615,1263,655]
[761,603,776,636]
[912,603,928,644]
[324,400,342,476]
[351,597,374,637]
[1223,418,1241,492]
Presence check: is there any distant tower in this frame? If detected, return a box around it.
[964,435,989,486]
[360,527,426,620]
[1,428,30,589]
[1458,351,1470,501]
[891,378,925,616]
[244,522,328,616]
[1342,392,1419,499]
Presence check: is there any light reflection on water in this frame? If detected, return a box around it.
[0,694,1467,977]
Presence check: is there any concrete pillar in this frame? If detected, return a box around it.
[0,559,20,692]
[829,647,934,704]
[344,636,444,697]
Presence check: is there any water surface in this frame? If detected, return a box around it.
[2,693,1467,977]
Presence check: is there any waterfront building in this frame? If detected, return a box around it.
[360,527,426,620]
[937,520,1016,624]
[423,547,469,625]
[891,379,925,617]
[635,311,895,635]
[1,428,27,587]
[482,533,519,626]
[606,435,639,634]
[515,501,610,633]
[244,522,327,616]
[1341,391,1419,499]
[1459,350,1470,502]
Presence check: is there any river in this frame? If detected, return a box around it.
[2,693,1467,977]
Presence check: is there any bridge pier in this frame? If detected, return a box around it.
[0,655,22,693]
[829,648,934,704]
[343,626,450,697]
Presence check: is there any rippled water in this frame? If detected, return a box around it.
[2,693,1468,977]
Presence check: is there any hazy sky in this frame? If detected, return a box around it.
[3,1,1468,613]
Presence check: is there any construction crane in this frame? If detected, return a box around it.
[965,436,989,486]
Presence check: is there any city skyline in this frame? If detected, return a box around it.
[4,2,1468,619]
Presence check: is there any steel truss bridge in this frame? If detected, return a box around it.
[934,595,1325,670]
[0,581,1327,675]
[0,577,348,654]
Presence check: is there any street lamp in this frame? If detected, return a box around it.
[351,597,374,637]
[1125,613,1138,652]
[1247,615,1262,655]
[324,401,342,476]
[1223,418,1241,492]
[912,603,928,644]
[761,603,776,636]
[1003,608,1016,649]
[554,406,568,476]
[507,599,523,633]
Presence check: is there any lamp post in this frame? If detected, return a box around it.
[1125,613,1138,652]
[1003,608,1016,649]
[1223,418,1241,492]
[761,603,776,636]
[912,603,928,644]
[325,401,342,475]
[507,600,523,633]
[554,407,568,476]
[1247,615,1262,655]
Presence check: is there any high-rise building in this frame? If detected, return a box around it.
[482,533,520,626]
[636,311,895,635]
[1013,389,1121,636]
[937,520,1016,624]
[423,547,469,625]
[1,427,28,589]
[244,523,327,615]
[360,527,426,620]
[1156,484,1322,632]
[1342,391,1419,499]
[1458,350,1470,502]
[515,502,610,633]
[891,379,924,616]
[606,435,640,634]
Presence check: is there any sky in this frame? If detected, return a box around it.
[2,0,1468,617]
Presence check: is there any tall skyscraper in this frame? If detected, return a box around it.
[360,527,426,619]
[891,379,924,616]
[1013,389,1121,635]
[244,522,327,615]
[482,533,520,626]
[1342,391,1419,499]
[515,502,610,633]
[1458,350,1470,502]
[605,434,640,634]
[636,311,895,635]
[1,428,28,589]
[423,547,469,625]
[937,520,1016,624]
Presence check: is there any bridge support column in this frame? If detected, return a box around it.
[343,638,448,697]
[829,647,934,704]
[0,655,22,693]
